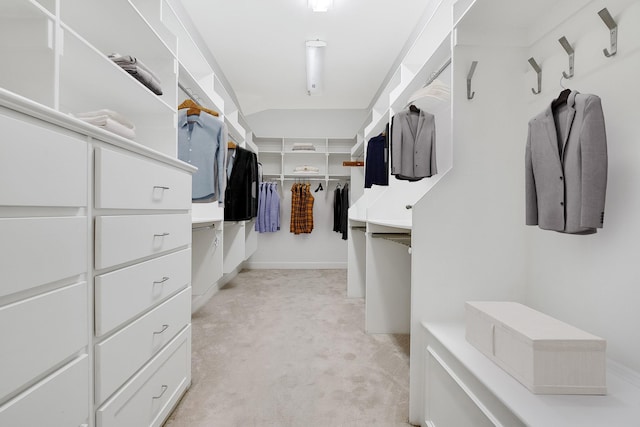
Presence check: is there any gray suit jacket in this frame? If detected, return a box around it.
[391,109,437,179]
[525,91,607,234]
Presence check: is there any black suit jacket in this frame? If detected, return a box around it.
[225,147,258,221]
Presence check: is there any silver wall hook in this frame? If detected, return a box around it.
[467,61,478,100]
[558,36,574,79]
[598,8,618,57]
[528,57,542,95]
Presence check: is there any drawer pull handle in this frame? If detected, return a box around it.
[154,232,170,237]
[153,277,170,285]
[153,186,170,190]
[153,324,169,335]
[152,384,168,399]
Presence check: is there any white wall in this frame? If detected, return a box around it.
[245,108,368,138]
[523,0,640,372]
[410,0,640,378]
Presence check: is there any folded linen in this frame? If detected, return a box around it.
[109,53,163,95]
[293,165,320,173]
[71,109,136,140]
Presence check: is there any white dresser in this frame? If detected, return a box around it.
[0,100,194,426]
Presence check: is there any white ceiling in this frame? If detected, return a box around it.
[179,0,433,117]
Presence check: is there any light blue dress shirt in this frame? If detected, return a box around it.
[177,110,226,204]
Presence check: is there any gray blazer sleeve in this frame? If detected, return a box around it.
[579,96,607,228]
[390,115,401,175]
[525,122,538,225]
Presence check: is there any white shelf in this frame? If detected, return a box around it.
[424,322,640,427]
[162,1,212,82]
[58,24,176,156]
[0,1,56,109]
[367,218,412,231]
[60,0,177,108]
[389,34,452,113]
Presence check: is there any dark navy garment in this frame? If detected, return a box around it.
[364,134,389,188]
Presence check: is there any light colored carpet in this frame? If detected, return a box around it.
[165,269,413,427]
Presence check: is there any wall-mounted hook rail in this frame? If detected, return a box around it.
[558,36,574,79]
[467,61,478,100]
[528,57,542,95]
[598,8,617,57]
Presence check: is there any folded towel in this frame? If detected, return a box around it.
[293,165,320,173]
[71,109,136,140]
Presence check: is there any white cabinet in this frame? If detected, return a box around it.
[0,355,90,427]
[95,213,191,270]
[0,216,87,298]
[0,1,194,426]
[95,289,191,405]
[0,112,87,207]
[95,249,191,336]
[96,326,191,427]
[0,282,88,402]
[95,147,192,210]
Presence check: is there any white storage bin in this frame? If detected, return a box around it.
[465,301,606,395]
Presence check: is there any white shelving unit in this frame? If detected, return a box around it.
[256,136,355,185]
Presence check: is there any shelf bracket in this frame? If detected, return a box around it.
[598,8,617,57]
[467,61,478,100]
[528,57,542,95]
[558,36,574,79]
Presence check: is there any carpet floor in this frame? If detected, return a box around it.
[164,269,412,427]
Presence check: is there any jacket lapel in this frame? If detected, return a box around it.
[404,112,417,140]
[560,92,577,160]
[543,107,562,164]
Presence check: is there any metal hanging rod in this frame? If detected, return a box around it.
[528,57,542,95]
[558,36,575,79]
[467,61,478,100]
[424,57,452,88]
[178,82,202,104]
[598,7,618,57]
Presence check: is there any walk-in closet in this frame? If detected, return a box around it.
[1,0,639,426]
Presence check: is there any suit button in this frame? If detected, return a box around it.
[560,176,563,180]
[560,202,564,206]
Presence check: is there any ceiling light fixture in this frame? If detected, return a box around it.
[306,40,327,95]
[308,0,332,12]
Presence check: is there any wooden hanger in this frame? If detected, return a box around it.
[178,99,220,117]
[228,141,237,149]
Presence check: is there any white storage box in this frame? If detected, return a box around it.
[465,301,606,395]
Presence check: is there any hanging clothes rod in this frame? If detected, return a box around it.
[423,57,452,89]
[178,82,201,104]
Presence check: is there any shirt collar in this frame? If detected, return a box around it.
[178,110,203,128]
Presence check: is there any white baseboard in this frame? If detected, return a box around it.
[191,268,242,313]
[242,261,347,269]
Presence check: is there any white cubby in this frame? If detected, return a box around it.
[0,1,56,108]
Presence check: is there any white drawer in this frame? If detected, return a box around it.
[95,214,191,270]
[95,249,191,336]
[95,288,191,404]
[96,326,191,427]
[0,112,87,207]
[0,282,88,401]
[0,216,87,299]
[0,355,89,427]
[95,147,191,210]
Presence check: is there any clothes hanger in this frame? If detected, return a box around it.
[552,82,571,111]
[228,141,237,149]
[178,99,220,117]
[409,104,421,113]
[314,182,323,192]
